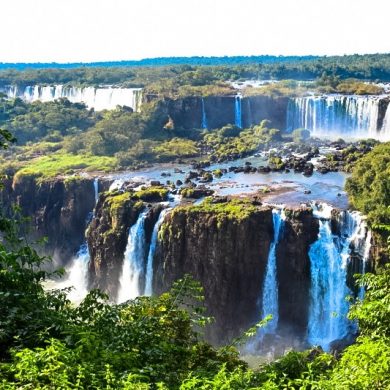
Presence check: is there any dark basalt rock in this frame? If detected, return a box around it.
[154,204,274,345]
[87,193,164,299]
[145,95,289,131]
[0,175,96,265]
[276,207,319,337]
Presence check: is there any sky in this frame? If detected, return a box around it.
[1,0,390,63]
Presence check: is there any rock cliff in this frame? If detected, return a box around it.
[86,191,164,299]
[0,175,96,265]
[145,95,289,130]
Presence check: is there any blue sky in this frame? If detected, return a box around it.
[1,0,389,62]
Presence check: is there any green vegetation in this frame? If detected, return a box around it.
[346,142,390,228]
[13,153,117,181]
[202,120,281,161]
[2,53,390,88]
[152,138,199,161]
[134,186,169,202]
[243,80,311,97]
[292,128,311,143]
[316,74,385,95]
[172,198,258,224]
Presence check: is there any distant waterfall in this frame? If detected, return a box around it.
[308,204,371,350]
[286,95,390,141]
[235,95,242,128]
[3,85,143,112]
[117,210,148,303]
[261,209,285,334]
[201,98,208,129]
[144,209,168,296]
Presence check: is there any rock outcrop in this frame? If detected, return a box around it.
[86,191,164,299]
[153,203,319,344]
[145,95,289,131]
[153,201,274,344]
[276,208,319,337]
[0,175,96,265]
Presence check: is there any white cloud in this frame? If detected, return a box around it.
[1,0,389,62]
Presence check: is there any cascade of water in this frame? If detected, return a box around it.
[55,179,100,303]
[286,95,390,141]
[261,209,285,334]
[308,204,371,350]
[381,102,390,139]
[144,209,169,296]
[93,178,99,203]
[201,98,208,129]
[117,211,148,303]
[235,95,242,128]
[4,85,143,112]
[60,243,90,303]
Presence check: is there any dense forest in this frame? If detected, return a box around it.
[1,53,390,88]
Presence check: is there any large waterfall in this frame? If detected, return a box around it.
[308,204,371,350]
[117,210,148,303]
[235,95,242,128]
[3,85,143,112]
[286,95,390,140]
[261,209,285,334]
[201,98,208,129]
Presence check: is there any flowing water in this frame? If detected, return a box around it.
[4,85,143,112]
[117,210,148,303]
[307,203,371,350]
[261,208,285,334]
[235,95,242,128]
[286,95,390,141]
[49,178,99,302]
[144,209,169,296]
[201,97,208,129]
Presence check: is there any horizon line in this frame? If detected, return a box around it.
[1,52,390,66]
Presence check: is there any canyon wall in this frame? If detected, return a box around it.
[0,175,96,264]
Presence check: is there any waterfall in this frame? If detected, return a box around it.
[337,210,371,300]
[144,209,168,296]
[93,178,99,203]
[54,178,99,303]
[117,210,148,303]
[235,95,242,128]
[3,85,143,112]
[201,98,208,129]
[381,101,390,137]
[286,95,390,141]
[261,209,285,334]
[308,204,371,350]
[61,244,90,303]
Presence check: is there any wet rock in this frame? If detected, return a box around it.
[185,171,199,180]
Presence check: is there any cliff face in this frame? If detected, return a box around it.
[146,95,289,131]
[276,208,319,337]
[153,204,319,344]
[1,175,96,265]
[86,192,164,299]
[154,203,274,344]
